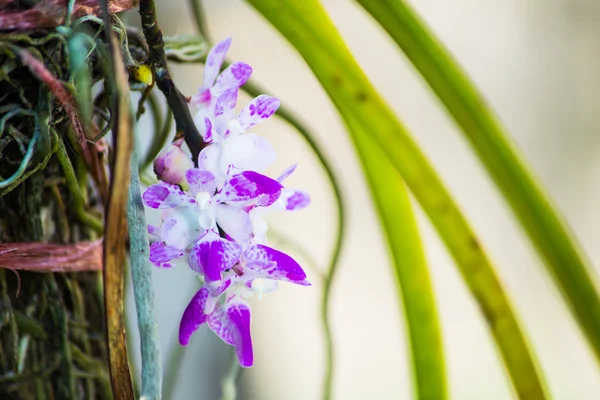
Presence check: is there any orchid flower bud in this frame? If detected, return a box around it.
[153,138,193,188]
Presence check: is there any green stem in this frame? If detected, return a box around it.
[56,138,104,235]
[220,349,242,400]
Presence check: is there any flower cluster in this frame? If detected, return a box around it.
[142,38,310,368]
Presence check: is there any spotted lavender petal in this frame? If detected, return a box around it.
[212,62,252,96]
[215,171,283,204]
[189,231,242,282]
[280,190,311,211]
[149,241,183,269]
[238,95,280,130]
[142,182,194,209]
[207,298,254,368]
[243,244,310,286]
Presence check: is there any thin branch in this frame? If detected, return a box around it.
[138,0,204,165]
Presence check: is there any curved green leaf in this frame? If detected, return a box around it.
[247,1,548,399]
[356,0,600,364]
[349,113,446,399]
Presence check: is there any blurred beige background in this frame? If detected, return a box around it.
[125,0,600,399]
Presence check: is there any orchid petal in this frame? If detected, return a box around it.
[142,183,193,209]
[198,144,223,183]
[189,231,241,282]
[238,95,280,130]
[213,62,252,94]
[204,37,231,89]
[277,164,297,183]
[244,244,310,285]
[214,88,238,118]
[160,209,202,250]
[149,241,184,268]
[215,204,253,243]
[179,288,209,346]
[280,189,311,211]
[215,171,283,204]
[207,299,253,368]
[219,133,276,175]
[227,301,253,368]
[186,168,217,196]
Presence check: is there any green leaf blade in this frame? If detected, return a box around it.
[356,0,600,364]
[354,121,447,400]
[247,1,549,398]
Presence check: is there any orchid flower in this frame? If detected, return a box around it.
[143,168,282,280]
[178,242,310,367]
[142,37,311,368]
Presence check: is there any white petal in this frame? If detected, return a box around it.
[215,204,253,243]
[220,134,276,174]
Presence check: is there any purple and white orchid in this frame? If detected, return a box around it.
[142,38,310,368]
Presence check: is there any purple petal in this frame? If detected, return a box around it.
[244,244,310,285]
[149,241,184,268]
[179,288,209,346]
[207,299,254,368]
[185,168,217,196]
[142,183,193,209]
[213,62,252,94]
[227,301,253,368]
[238,95,280,130]
[215,204,253,243]
[281,190,311,211]
[214,88,238,117]
[203,37,231,89]
[277,164,297,183]
[189,231,242,282]
[215,171,283,204]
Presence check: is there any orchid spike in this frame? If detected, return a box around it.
[143,37,311,367]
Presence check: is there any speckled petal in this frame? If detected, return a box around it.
[186,168,217,196]
[179,288,209,345]
[142,183,193,209]
[215,171,282,204]
[280,189,310,211]
[149,241,184,268]
[207,298,253,368]
[244,244,310,286]
[203,37,231,89]
[189,231,242,282]
[238,95,280,130]
[160,209,202,250]
[214,88,238,118]
[213,62,252,94]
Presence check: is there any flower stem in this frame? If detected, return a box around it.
[138,0,204,164]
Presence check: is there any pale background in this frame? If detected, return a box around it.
[125,0,600,399]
